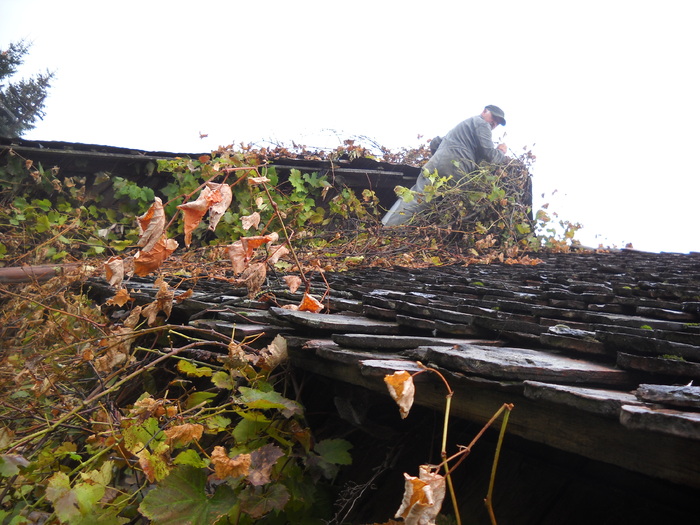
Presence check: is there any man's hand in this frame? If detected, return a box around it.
[497,143,507,153]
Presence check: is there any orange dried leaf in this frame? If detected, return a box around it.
[206,182,232,231]
[137,198,166,253]
[133,237,179,277]
[384,370,415,419]
[164,423,204,446]
[174,289,193,303]
[211,446,251,480]
[177,187,222,247]
[106,288,132,307]
[298,293,323,313]
[240,233,278,256]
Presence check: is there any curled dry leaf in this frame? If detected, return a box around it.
[267,244,290,265]
[384,370,415,419]
[141,278,175,326]
[395,465,446,525]
[133,237,179,277]
[227,240,247,274]
[298,293,323,313]
[260,334,288,371]
[240,233,279,258]
[206,182,232,231]
[241,211,261,231]
[210,446,251,480]
[174,289,193,303]
[137,197,166,252]
[105,288,132,307]
[238,262,266,299]
[247,176,270,186]
[177,186,223,246]
[104,256,124,287]
[284,275,302,294]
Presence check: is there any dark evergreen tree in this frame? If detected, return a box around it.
[0,40,54,137]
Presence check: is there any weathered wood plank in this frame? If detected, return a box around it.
[524,380,642,417]
[424,345,634,385]
[620,404,700,440]
[269,307,401,334]
[635,383,700,408]
[617,352,700,379]
[331,333,502,351]
[288,348,700,488]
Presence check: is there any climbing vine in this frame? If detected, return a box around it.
[0,137,581,524]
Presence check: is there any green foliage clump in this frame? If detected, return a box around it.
[0,280,352,524]
[391,149,581,258]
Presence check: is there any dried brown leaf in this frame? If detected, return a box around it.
[241,212,261,231]
[104,256,124,287]
[164,423,204,446]
[384,370,415,419]
[283,275,302,294]
[105,288,132,307]
[133,237,179,277]
[211,446,251,480]
[206,182,232,231]
[137,197,166,252]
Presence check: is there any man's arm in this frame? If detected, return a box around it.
[475,120,506,164]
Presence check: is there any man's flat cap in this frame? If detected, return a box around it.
[485,105,506,126]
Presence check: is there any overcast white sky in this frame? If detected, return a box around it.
[2,0,699,253]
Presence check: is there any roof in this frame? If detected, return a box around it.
[87,249,700,491]
[0,136,420,205]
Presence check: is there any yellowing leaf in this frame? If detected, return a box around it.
[384,370,415,419]
[137,197,166,253]
[210,446,251,480]
[177,360,213,377]
[240,233,278,257]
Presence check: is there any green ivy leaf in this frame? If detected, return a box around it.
[237,387,302,418]
[177,360,213,378]
[185,391,217,410]
[173,449,208,469]
[211,371,234,390]
[314,438,352,465]
[139,465,234,525]
[238,483,290,519]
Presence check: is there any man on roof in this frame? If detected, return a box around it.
[382,105,508,226]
